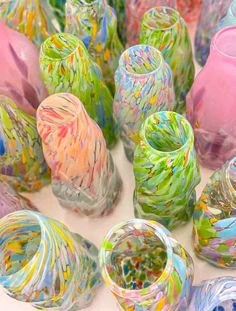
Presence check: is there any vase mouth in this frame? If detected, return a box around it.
[99,219,173,300]
[226,157,236,200]
[213,26,236,59]
[69,0,100,6]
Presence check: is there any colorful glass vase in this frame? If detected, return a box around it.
[187,27,236,170]
[37,93,122,217]
[0,0,59,46]
[189,277,236,311]
[195,0,232,66]
[140,6,195,114]
[125,0,177,46]
[0,95,50,192]
[133,111,200,229]
[65,0,123,94]
[40,32,117,148]
[0,210,102,310]
[177,0,201,23]
[217,0,236,31]
[99,219,194,311]
[114,44,176,162]
[193,157,236,269]
[107,0,126,45]
[0,22,48,116]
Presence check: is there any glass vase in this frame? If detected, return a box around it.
[65,0,123,94]
[99,219,194,311]
[177,0,201,24]
[133,111,200,230]
[193,157,236,269]
[0,95,50,192]
[187,27,236,170]
[217,0,236,32]
[140,6,195,114]
[107,0,126,45]
[0,210,102,310]
[125,0,177,46]
[40,32,117,148]
[37,93,122,217]
[195,0,231,66]
[114,45,176,162]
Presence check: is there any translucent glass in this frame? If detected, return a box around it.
[217,0,236,31]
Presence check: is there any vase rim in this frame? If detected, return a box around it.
[226,156,236,201]
[68,0,103,7]
[212,26,236,59]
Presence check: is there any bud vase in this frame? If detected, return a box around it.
[0,22,48,116]
[0,210,102,310]
[193,157,236,269]
[114,45,176,162]
[37,93,122,217]
[0,0,59,46]
[195,0,231,66]
[140,6,195,114]
[189,277,236,311]
[187,27,236,170]
[125,0,177,46]
[177,0,201,23]
[133,111,200,229]
[40,33,117,148]
[217,0,236,31]
[0,95,50,192]
[99,219,194,311]
[65,0,123,94]
[107,0,126,45]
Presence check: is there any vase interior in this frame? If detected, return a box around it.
[215,27,236,57]
[143,6,178,31]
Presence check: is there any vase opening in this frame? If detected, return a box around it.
[214,27,236,58]
[211,299,236,311]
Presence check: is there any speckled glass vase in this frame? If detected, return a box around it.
[195,0,231,66]
[133,111,200,229]
[0,210,102,310]
[177,0,201,23]
[193,157,236,269]
[217,0,236,31]
[189,277,236,311]
[37,93,122,217]
[99,219,194,311]
[125,0,177,46]
[107,0,126,45]
[49,0,66,30]
[0,0,59,46]
[114,45,176,162]
[40,33,117,148]
[140,6,195,114]
[65,0,123,94]
[0,95,50,192]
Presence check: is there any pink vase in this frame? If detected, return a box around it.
[187,26,236,170]
[0,22,47,116]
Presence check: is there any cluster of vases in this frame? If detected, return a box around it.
[0,0,235,310]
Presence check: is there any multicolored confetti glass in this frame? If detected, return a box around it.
[40,33,117,148]
[37,93,122,217]
[217,0,236,32]
[0,0,60,46]
[193,157,236,269]
[0,210,102,310]
[195,0,231,66]
[177,0,201,23]
[0,22,48,116]
[189,277,236,311]
[133,111,200,229]
[107,0,126,45]
[65,0,123,94]
[0,95,50,192]
[114,45,176,162]
[140,6,195,114]
[49,0,66,30]
[99,219,194,311]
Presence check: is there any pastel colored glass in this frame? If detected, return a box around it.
[177,0,201,23]
[125,0,177,46]
[0,22,48,116]
[193,157,236,269]
[195,0,231,66]
[189,277,236,311]
[49,0,66,30]
[37,93,122,217]
[187,27,236,170]
[0,210,102,310]
[0,0,59,46]
[108,0,126,45]
[217,0,236,31]
[140,6,195,114]
[40,33,117,148]
[114,45,176,162]
[133,111,200,229]
[0,95,50,192]
[99,219,194,311]
[65,0,123,94]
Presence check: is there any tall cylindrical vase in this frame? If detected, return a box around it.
[177,0,201,23]
[107,0,126,45]
[99,219,194,310]
[37,93,122,217]
[114,45,176,162]
[133,111,200,229]
[140,6,195,114]
[217,0,236,31]
[0,210,102,310]
[40,33,117,148]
